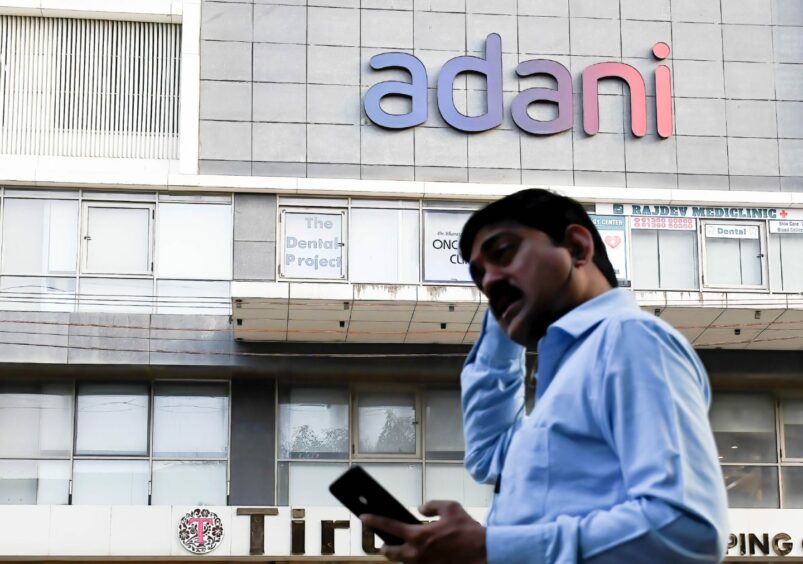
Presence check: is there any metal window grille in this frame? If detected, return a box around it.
[0,15,181,159]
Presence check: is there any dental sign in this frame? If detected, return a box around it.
[281,211,345,279]
[423,210,472,283]
[364,34,673,138]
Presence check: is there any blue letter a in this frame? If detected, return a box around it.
[364,53,427,129]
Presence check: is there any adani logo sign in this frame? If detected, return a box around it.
[364,34,672,138]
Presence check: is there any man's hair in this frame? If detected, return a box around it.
[459,189,619,288]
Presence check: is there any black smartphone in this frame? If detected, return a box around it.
[329,465,421,545]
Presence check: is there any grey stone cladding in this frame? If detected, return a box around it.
[199,0,803,191]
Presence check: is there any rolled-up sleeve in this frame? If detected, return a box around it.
[484,319,729,563]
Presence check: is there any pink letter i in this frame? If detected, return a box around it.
[653,42,673,139]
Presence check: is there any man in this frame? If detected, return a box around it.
[362,189,729,563]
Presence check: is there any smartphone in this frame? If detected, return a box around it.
[329,465,421,545]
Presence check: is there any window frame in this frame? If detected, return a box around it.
[80,201,155,277]
[628,217,700,291]
[700,220,768,291]
[352,386,422,460]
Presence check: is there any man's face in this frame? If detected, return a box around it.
[468,222,573,345]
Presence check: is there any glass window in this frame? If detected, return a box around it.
[155,280,231,315]
[357,391,417,455]
[350,208,419,284]
[779,234,803,291]
[0,276,76,313]
[278,387,349,460]
[83,204,153,274]
[0,460,70,505]
[425,464,493,507]
[782,399,803,459]
[721,465,779,508]
[72,460,149,505]
[280,210,346,280]
[75,383,149,456]
[630,220,698,290]
[704,223,763,287]
[1,198,78,275]
[422,210,472,283]
[277,462,348,506]
[781,466,803,508]
[153,382,229,459]
[0,382,73,457]
[425,389,464,460]
[152,461,227,505]
[710,394,776,463]
[156,203,232,279]
[361,463,422,507]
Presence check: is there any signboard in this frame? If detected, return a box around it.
[770,220,803,234]
[705,224,759,240]
[598,203,803,221]
[631,216,696,230]
[423,210,472,283]
[178,508,223,554]
[590,215,629,284]
[281,211,345,279]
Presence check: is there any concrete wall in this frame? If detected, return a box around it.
[198,0,802,191]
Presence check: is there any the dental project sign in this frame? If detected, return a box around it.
[281,211,345,279]
[424,210,472,283]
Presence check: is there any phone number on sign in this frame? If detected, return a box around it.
[631,217,695,230]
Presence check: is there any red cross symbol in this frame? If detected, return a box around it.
[780,209,788,218]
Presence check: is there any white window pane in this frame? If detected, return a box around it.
[779,234,803,291]
[278,462,348,506]
[782,399,803,459]
[739,238,762,285]
[78,277,153,313]
[722,465,778,508]
[710,394,776,463]
[350,209,419,283]
[425,390,464,460]
[0,276,76,312]
[782,467,803,508]
[705,238,742,285]
[1,199,78,275]
[357,392,417,455]
[658,230,698,289]
[153,383,229,458]
[281,211,345,279]
[72,460,149,505]
[85,206,151,274]
[361,463,422,508]
[0,460,70,505]
[155,280,231,315]
[0,382,73,457]
[279,387,349,460]
[76,383,149,455]
[423,211,472,283]
[152,461,227,505]
[156,203,232,279]
[425,464,492,507]
[631,230,659,289]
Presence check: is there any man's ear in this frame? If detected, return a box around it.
[563,224,595,264]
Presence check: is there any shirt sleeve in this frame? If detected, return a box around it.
[485,318,729,564]
[461,309,527,484]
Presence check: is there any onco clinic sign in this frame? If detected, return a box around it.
[364,34,673,138]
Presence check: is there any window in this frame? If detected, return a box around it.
[422,210,472,283]
[630,217,698,290]
[0,460,70,505]
[782,399,803,459]
[777,232,803,292]
[279,209,347,280]
[1,198,78,275]
[76,383,149,456]
[349,207,419,283]
[153,383,229,458]
[277,385,491,508]
[703,222,765,288]
[82,203,154,275]
[156,203,233,280]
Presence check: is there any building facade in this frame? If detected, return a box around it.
[0,0,801,561]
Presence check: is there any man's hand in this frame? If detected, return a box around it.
[361,500,487,564]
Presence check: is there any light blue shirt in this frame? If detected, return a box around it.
[461,288,729,563]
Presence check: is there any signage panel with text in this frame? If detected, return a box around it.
[281,211,346,280]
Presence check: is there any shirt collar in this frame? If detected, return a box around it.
[548,288,638,340]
